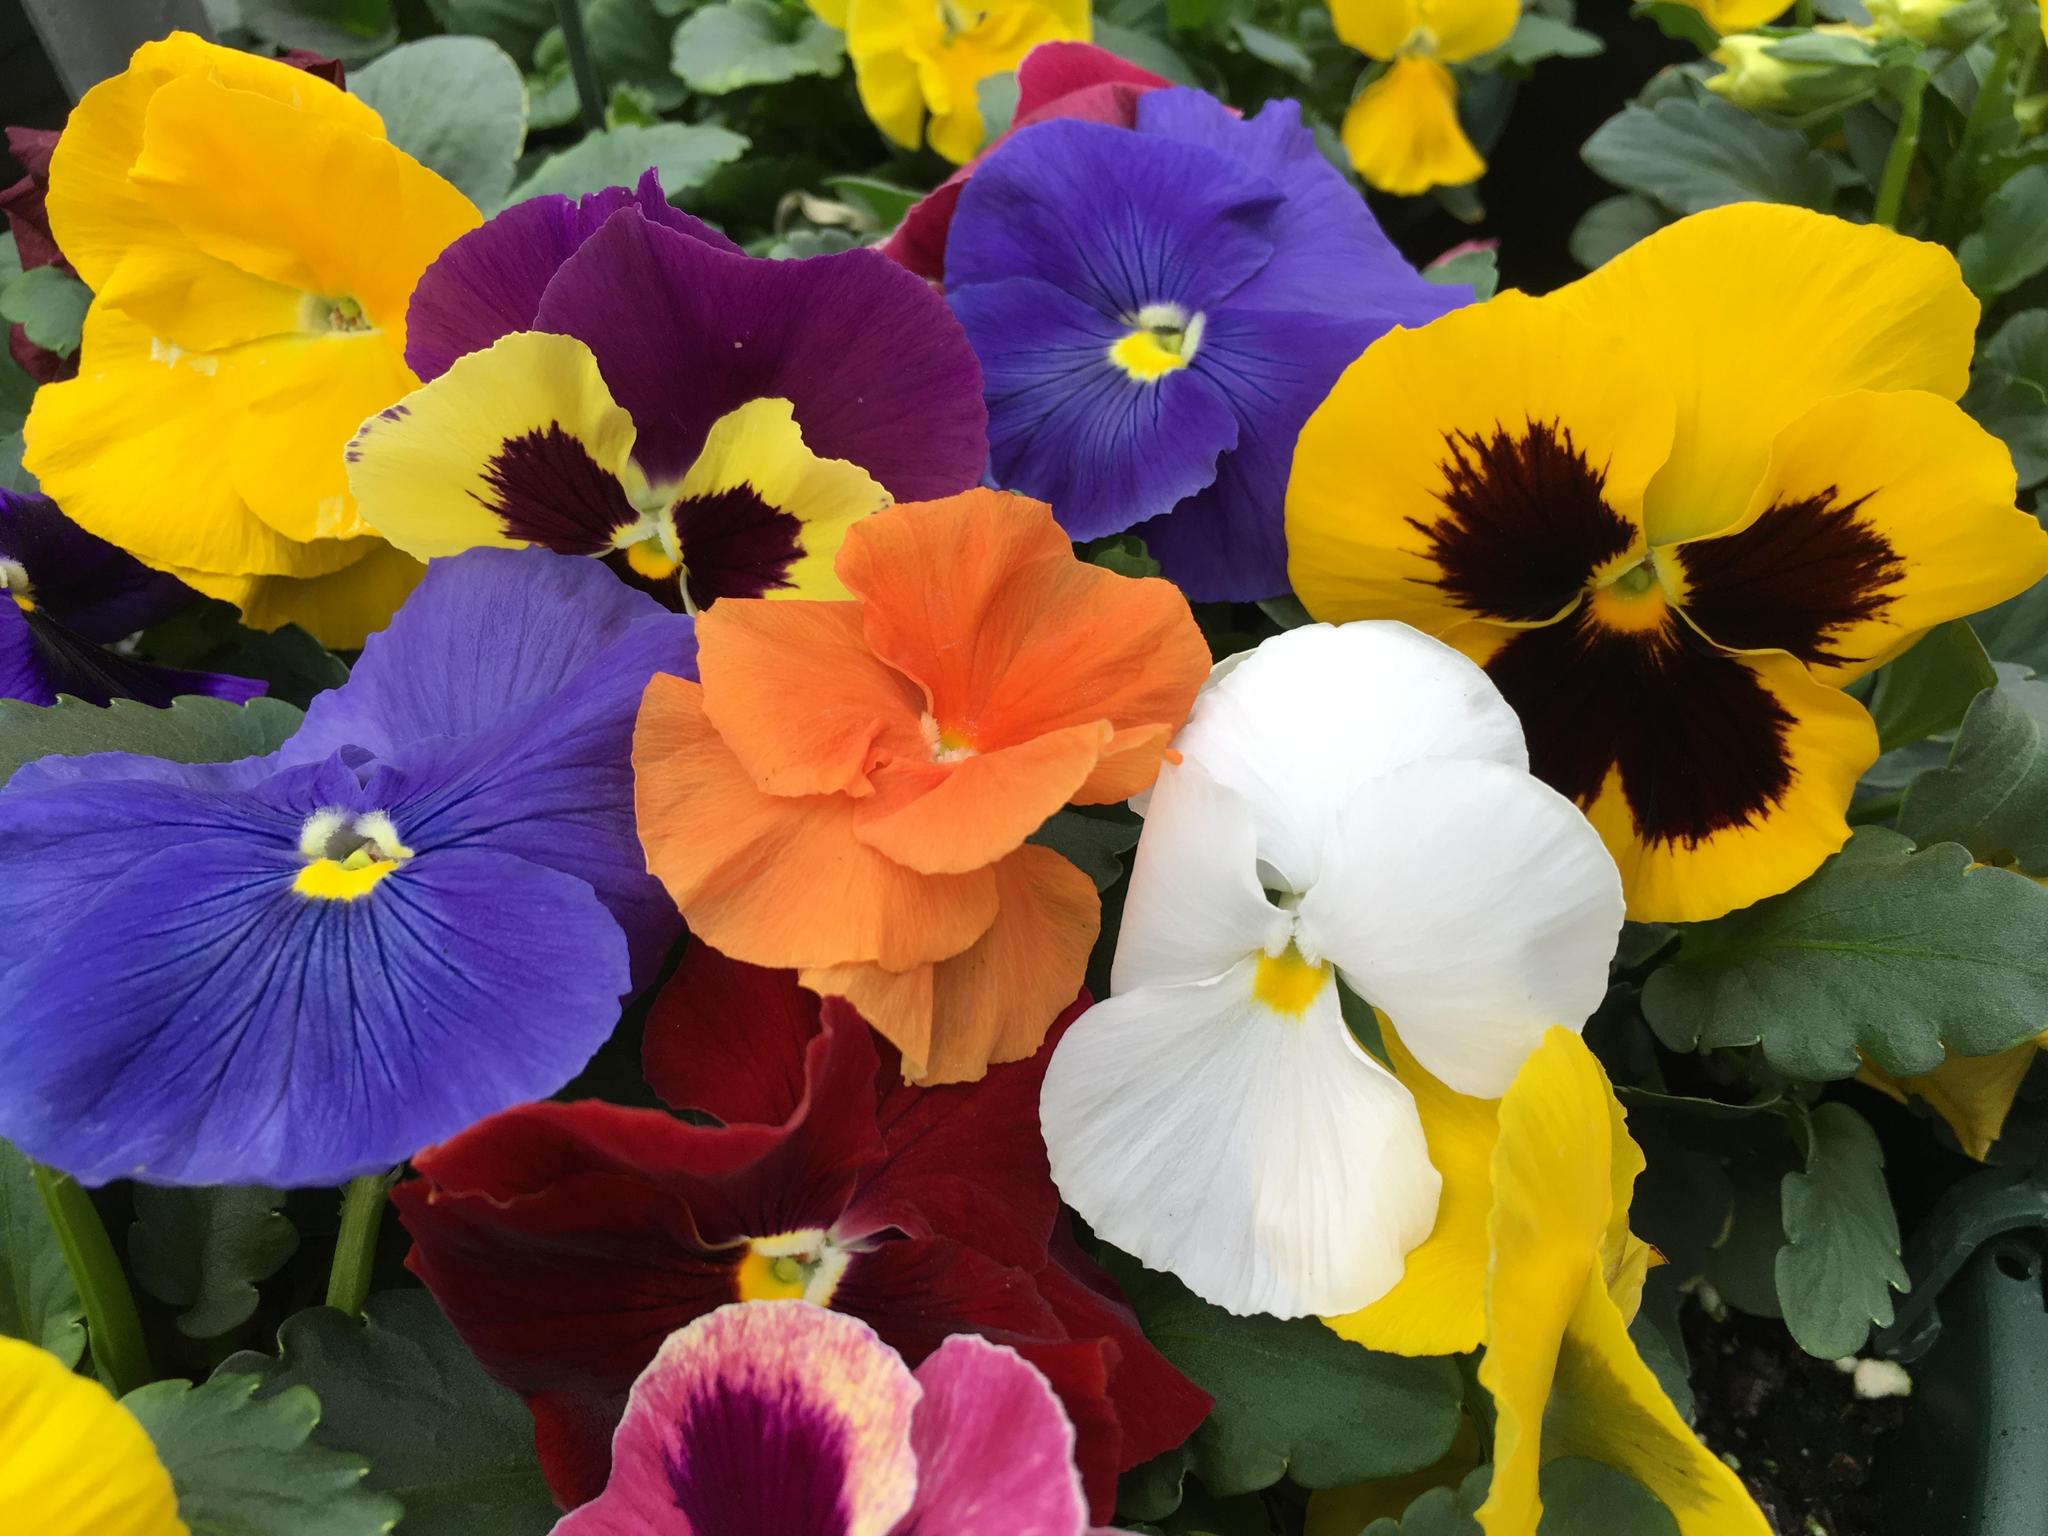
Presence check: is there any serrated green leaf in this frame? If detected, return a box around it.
[1362,1466,1491,1535]
[125,1372,400,1536]
[0,265,90,356]
[130,1187,298,1341]
[1899,679,2048,873]
[0,1136,84,1366]
[508,122,750,202]
[671,0,845,93]
[1535,1459,1678,1533]
[1960,165,2048,298]
[353,37,528,210]
[136,604,349,712]
[1028,807,1140,890]
[1641,828,2048,1080]
[1864,618,1997,752]
[224,1292,555,1535]
[238,0,399,62]
[1581,97,1835,214]
[0,694,305,789]
[1569,193,1666,270]
[1104,1249,1461,1496]
[1774,1102,1908,1357]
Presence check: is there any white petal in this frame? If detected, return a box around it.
[1040,960,1441,1318]
[1170,623,1527,891]
[1297,757,1623,1098]
[1112,760,1291,993]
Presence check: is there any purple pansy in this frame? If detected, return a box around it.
[943,88,1464,601]
[0,490,261,707]
[0,548,694,1188]
[553,1301,1108,1536]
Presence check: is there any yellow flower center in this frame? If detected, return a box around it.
[301,293,374,335]
[920,711,977,763]
[1252,941,1332,1017]
[1586,553,1672,635]
[735,1231,850,1305]
[1109,303,1206,383]
[293,808,413,901]
[936,0,988,38]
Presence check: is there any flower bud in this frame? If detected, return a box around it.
[1707,26,1883,114]
[1865,0,1999,46]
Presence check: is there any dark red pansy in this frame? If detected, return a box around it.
[399,945,1208,1523]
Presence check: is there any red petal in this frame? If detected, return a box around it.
[643,941,822,1125]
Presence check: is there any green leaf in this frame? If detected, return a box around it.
[129,1187,298,1341]
[0,1137,85,1367]
[1641,827,2048,1080]
[1233,21,1314,81]
[1899,679,2048,873]
[1495,13,1605,65]
[1774,1102,1908,1357]
[0,429,32,495]
[238,0,399,62]
[1986,310,2048,393]
[353,37,529,209]
[225,1293,556,1535]
[1093,21,1200,85]
[977,70,1022,143]
[136,603,350,712]
[0,694,305,789]
[1423,246,1500,299]
[424,0,557,62]
[1569,193,1667,270]
[1362,1466,1491,1535]
[1086,533,1163,579]
[1104,1249,1462,1495]
[0,265,90,356]
[1628,1270,1694,1421]
[1028,807,1141,890]
[671,0,845,93]
[586,0,690,110]
[1961,367,2048,489]
[508,122,750,202]
[124,1372,400,1536]
[1970,580,2048,677]
[1630,0,1721,51]
[823,175,923,230]
[1960,165,2048,298]
[1117,1444,1192,1523]
[1863,618,1997,752]
[1581,97,1835,214]
[1536,1459,1678,1534]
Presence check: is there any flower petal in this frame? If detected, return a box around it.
[1339,57,1484,198]
[642,944,825,1124]
[1298,756,1623,1098]
[0,1337,184,1536]
[0,489,195,641]
[1041,961,1439,1316]
[176,538,424,649]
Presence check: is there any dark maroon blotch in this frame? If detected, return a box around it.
[476,425,638,555]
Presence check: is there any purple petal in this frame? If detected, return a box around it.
[894,1334,1089,1536]
[407,171,742,382]
[531,211,988,497]
[0,605,266,708]
[554,1303,921,1536]
[946,276,1239,540]
[0,489,196,641]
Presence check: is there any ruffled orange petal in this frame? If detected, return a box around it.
[804,843,1099,1082]
[696,600,927,798]
[634,673,999,971]
[837,490,1208,778]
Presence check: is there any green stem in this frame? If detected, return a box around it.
[553,0,607,133]
[1874,69,1929,230]
[1794,0,1814,24]
[326,1170,397,1320]
[1934,30,2017,241]
[32,1164,151,1397]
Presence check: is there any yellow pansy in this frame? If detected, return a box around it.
[1669,0,1793,30]
[0,1336,185,1536]
[1860,1032,2048,1160]
[1287,204,2048,922]
[833,0,1091,164]
[23,32,481,647]
[1330,0,1520,195]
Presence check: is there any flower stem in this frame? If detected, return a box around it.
[1874,69,1929,231]
[31,1163,151,1396]
[326,1170,398,1320]
[553,0,608,133]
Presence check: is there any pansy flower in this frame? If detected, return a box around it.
[943,87,1463,601]
[1041,622,1622,1318]
[824,0,1093,165]
[0,1337,183,1535]
[1,489,260,707]
[22,33,480,647]
[397,944,1207,1520]
[1287,204,2048,922]
[346,172,987,615]
[552,1302,1113,1536]
[1331,0,1518,196]
[633,489,1210,1080]
[0,549,694,1187]
[881,41,1168,282]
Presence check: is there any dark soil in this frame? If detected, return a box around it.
[1684,1303,1907,1536]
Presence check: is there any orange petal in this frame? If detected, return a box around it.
[696,599,926,798]
[854,721,1113,875]
[837,491,1209,773]
[805,844,1099,1082]
[634,674,998,971]
[1075,722,1180,804]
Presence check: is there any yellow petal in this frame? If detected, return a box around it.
[0,1336,186,1536]
[1329,0,1423,59]
[1859,1033,2048,1161]
[1341,56,1485,197]
[1325,1018,1498,1356]
[89,239,304,355]
[1665,389,2048,686]
[45,30,384,294]
[1684,0,1795,31]
[1554,204,1978,546]
[1421,0,1522,62]
[346,330,641,562]
[809,0,851,24]
[171,539,426,649]
[1287,291,1673,631]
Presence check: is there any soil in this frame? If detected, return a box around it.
[1683,1303,1907,1536]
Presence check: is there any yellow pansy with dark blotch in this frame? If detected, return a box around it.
[1287,204,2048,923]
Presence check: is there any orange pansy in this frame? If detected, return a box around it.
[633,490,1208,1081]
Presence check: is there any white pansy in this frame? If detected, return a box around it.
[1041,622,1624,1318]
